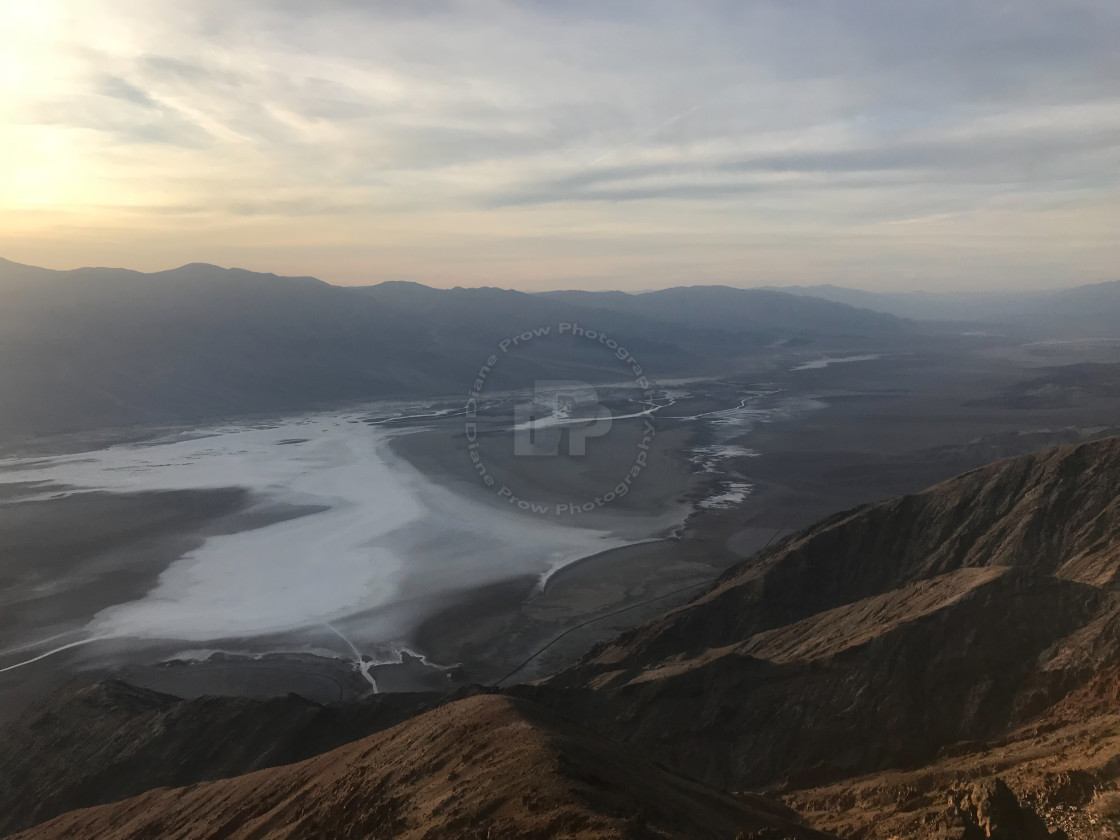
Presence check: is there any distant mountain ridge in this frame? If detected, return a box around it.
[0,258,912,442]
[540,284,907,336]
[775,280,1120,331]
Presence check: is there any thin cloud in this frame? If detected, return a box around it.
[0,0,1117,290]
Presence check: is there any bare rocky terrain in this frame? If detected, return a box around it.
[9,694,829,840]
[522,436,1120,837]
[0,681,442,837]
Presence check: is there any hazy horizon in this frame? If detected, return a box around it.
[2,1,1117,292]
[2,254,1116,297]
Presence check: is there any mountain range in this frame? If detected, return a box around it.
[7,256,1119,443]
[0,258,906,442]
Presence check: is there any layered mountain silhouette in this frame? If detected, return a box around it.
[5,438,1120,838]
[0,258,905,440]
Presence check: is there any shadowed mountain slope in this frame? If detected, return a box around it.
[10,694,832,840]
[0,680,441,838]
[532,437,1120,790]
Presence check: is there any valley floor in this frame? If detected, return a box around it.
[3,336,1120,730]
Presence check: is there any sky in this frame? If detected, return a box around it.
[1,0,1117,292]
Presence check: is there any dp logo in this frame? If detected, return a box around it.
[513,380,612,456]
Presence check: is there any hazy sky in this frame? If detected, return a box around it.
[2,1,1117,291]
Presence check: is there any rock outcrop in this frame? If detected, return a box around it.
[943,779,1064,840]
